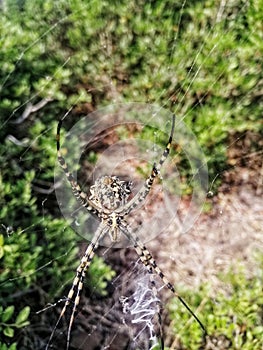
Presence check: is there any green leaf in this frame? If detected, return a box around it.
[2,306,15,323]
[9,343,17,350]
[15,306,30,326]
[3,326,14,338]
[15,320,30,329]
[0,246,4,259]
[0,342,8,350]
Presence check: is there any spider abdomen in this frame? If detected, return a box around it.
[89,175,131,210]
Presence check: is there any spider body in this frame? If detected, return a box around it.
[89,175,132,241]
[47,115,206,350]
[89,175,132,211]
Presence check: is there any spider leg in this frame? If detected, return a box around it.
[46,221,108,350]
[119,223,207,334]
[56,118,102,217]
[117,115,175,216]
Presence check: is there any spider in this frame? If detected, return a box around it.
[47,114,206,349]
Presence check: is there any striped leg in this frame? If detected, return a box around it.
[120,223,207,334]
[117,115,175,216]
[56,118,101,216]
[46,222,108,350]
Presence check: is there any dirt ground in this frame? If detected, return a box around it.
[160,178,263,290]
[148,131,263,293]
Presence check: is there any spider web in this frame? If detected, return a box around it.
[0,1,262,350]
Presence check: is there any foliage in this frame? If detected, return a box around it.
[0,135,76,348]
[88,256,116,296]
[168,255,263,349]
[1,0,262,181]
[0,305,30,350]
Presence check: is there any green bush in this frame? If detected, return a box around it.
[168,255,263,349]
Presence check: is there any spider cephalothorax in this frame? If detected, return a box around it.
[89,175,132,211]
[47,115,206,350]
